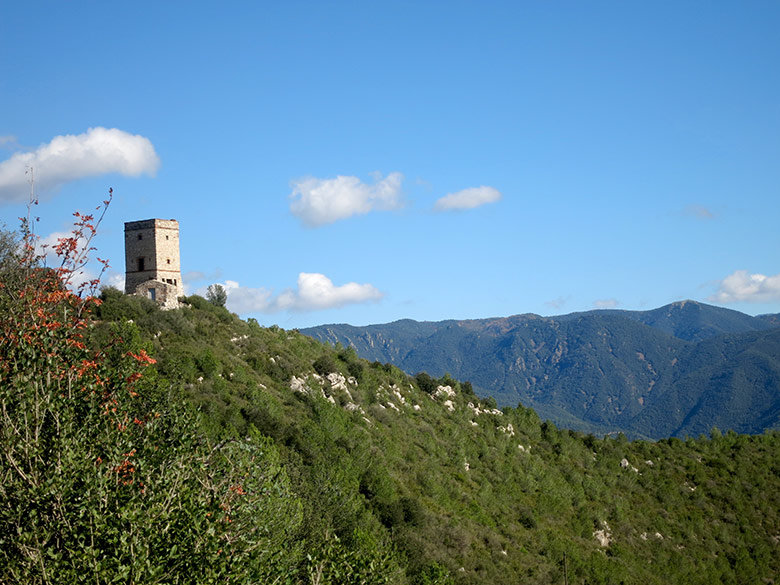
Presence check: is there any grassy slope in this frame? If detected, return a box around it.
[95,291,780,585]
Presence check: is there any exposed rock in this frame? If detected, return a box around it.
[434,385,456,399]
[593,521,612,547]
[497,423,515,437]
[620,458,639,472]
[327,372,348,391]
[290,375,308,393]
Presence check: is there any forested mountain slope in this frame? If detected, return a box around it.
[303,301,780,438]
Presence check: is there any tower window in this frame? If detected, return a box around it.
[166,235,169,240]
[138,257,145,271]
[167,258,171,264]
[138,234,142,240]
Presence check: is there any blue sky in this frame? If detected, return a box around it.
[1,1,779,328]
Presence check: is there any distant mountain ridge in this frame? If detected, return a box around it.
[303,301,780,438]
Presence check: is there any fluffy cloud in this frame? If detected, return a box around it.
[0,127,160,203]
[708,270,780,303]
[201,273,383,315]
[434,186,501,211]
[289,172,403,227]
[276,272,383,311]
[220,280,275,314]
[593,298,620,309]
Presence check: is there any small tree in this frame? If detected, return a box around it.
[207,283,228,307]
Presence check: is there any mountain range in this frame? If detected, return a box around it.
[303,301,780,439]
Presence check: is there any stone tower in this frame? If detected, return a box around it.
[124,219,183,309]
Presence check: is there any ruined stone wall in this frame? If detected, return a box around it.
[124,219,183,307]
[132,279,181,310]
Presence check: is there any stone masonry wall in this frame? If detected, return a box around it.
[124,219,183,307]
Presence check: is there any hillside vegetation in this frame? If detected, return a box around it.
[85,293,780,581]
[303,302,780,439]
[2,216,778,583]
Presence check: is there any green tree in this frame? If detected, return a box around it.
[207,283,228,307]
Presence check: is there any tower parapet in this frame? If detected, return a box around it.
[124,219,183,309]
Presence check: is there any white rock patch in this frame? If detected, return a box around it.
[620,458,639,473]
[434,385,456,399]
[593,521,612,547]
[327,372,348,391]
[290,376,308,393]
[497,423,515,437]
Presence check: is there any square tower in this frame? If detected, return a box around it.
[124,219,183,309]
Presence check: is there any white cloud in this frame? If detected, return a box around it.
[434,186,501,211]
[105,271,125,291]
[200,273,383,315]
[708,270,780,303]
[593,298,620,309]
[220,280,275,314]
[0,127,160,203]
[277,272,383,311]
[289,172,403,227]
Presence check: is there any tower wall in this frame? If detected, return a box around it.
[124,219,183,308]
